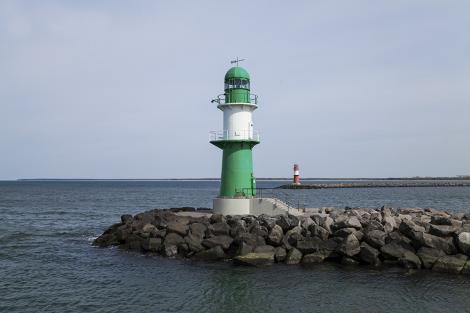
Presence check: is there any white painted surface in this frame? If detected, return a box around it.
[213,198,251,215]
[213,197,303,216]
[294,170,300,175]
[218,103,257,140]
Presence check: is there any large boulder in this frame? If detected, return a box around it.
[274,247,287,262]
[332,216,362,231]
[309,224,330,240]
[381,242,414,260]
[254,245,275,253]
[336,234,360,257]
[142,237,162,252]
[398,219,425,239]
[189,223,207,238]
[359,242,381,266]
[398,251,422,269]
[193,246,226,261]
[276,215,299,232]
[417,233,456,255]
[210,214,226,224]
[236,242,253,256]
[431,215,452,226]
[164,233,185,246]
[234,252,275,267]
[208,222,231,236]
[302,252,326,264]
[429,224,458,237]
[457,232,470,256]
[332,227,357,238]
[285,248,303,264]
[296,237,323,254]
[184,233,204,252]
[416,247,445,269]
[202,235,233,250]
[167,221,189,236]
[383,215,397,233]
[121,214,133,224]
[461,261,470,275]
[267,224,284,246]
[235,232,265,247]
[432,254,468,274]
[364,230,386,249]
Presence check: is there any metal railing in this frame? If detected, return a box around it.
[211,93,258,105]
[238,187,306,212]
[209,130,260,141]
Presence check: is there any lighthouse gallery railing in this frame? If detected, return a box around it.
[209,130,260,141]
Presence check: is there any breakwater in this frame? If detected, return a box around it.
[94,207,470,274]
[279,181,470,189]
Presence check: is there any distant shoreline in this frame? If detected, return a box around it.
[13,177,470,182]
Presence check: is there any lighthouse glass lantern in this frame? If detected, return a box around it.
[210,65,259,214]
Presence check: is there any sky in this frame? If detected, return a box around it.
[1,0,469,179]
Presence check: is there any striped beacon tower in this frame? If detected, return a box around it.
[293,164,301,185]
[210,59,259,215]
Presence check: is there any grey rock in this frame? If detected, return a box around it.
[249,223,269,238]
[202,235,233,250]
[381,242,414,260]
[210,213,226,224]
[235,232,265,247]
[258,215,277,230]
[383,215,397,233]
[417,247,445,269]
[309,224,330,240]
[433,254,468,274]
[236,242,253,256]
[208,222,230,236]
[399,219,425,238]
[142,237,161,252]
[398,251,422,269]
[267,224,284,246]
[285,248,303,264]
[431,215,452,225]
[417,233,456,255]
[296,237,324,254]
[274,247,287,262]
[302,252,326,264]
[164,233,184,246]
[429,224,458,237]
[189,223,207,238]
[163,244,178,257]
[359,241,381,266]
[254,245,275,253]
[167,221,189,236]
[341,257,360,265]
[184,233,204,252]
[234,252,275,267]
[365,230,386,249]
[337,234,360,257]
[457,232,470,256]
[462,261,470,275]
[332,216,362,231]
[276,215,299,232]
[121,214,133,224]
[193,246,226,261]
[333,227,357,238]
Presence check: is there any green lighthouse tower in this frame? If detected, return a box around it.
[210,63,259,215]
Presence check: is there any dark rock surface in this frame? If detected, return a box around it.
[93,207,470,275]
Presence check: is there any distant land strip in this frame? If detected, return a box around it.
[15,176,470,182]
[279,181,470,189]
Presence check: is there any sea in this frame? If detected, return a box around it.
[1,180,470,313]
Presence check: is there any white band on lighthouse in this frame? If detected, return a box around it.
[294,170,299,176]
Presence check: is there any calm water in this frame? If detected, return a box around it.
[1,180,470,313]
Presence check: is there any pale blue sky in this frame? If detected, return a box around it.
[1,0,469,179]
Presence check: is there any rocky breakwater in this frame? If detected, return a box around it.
[94,207,470,274]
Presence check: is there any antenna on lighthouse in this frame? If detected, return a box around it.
[230,57,245,67]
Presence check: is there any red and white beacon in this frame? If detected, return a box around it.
[293,164,301,185]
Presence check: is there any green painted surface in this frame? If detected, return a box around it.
[224,66,251,103]
[225,66,250,80]
[210,140,259,197]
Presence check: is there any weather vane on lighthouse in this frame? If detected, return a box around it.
[230,57,245,67]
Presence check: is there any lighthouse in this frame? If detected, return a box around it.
[210,62,259,215]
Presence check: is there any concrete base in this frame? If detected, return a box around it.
[213,197,303,216]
